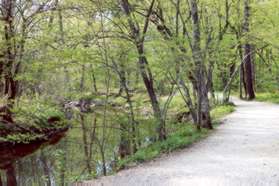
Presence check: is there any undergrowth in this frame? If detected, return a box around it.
[117,104,235,170]
[256,92,279,104]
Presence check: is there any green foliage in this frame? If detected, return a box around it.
[0,99,67,143]
[211,104,235,120]
[117,103,235,170]
[13,98,66,128]
[117,124,207,169]
[2,133,44,144]
[256,92,279,104]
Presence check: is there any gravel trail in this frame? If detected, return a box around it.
[79,98,279,186]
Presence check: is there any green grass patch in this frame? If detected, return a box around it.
[117,103,235,170]
[211,104,235,120]
[256,92,279,104]
[117,124,208,169]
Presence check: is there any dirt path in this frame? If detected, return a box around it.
[80,98,279,186]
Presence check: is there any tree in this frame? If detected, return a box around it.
[189,0,212,129]
[119,0,166,140]
[242,0,255,100]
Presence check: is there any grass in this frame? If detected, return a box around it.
[211,104,235,120]
[117,104,235,170]
[256,92,279,104]
[117,124,207,169]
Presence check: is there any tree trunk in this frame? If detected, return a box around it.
[119,0,166,140]
[149,6,199,124]
[238,44,244,99]
[90,65,98,92]
[199,84,212,129]
[1,0,18,124]
[59,142,67,186]
[243,45,255,99]
[118,122,131,158]
[137,47,166,140]
[0,173,3,186]
[178,78,197,123]
[239,65,243,99]
[243,0,255,100]
[100,147,107,176]
[6,164,16,186]
[3,0,17,100]
[207,63,215,101]
[118,64,138,153]
[40,152,51,186]
[190,0,212,129]
[80,114,92,174]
